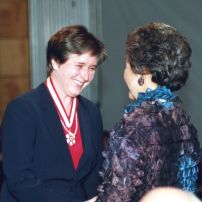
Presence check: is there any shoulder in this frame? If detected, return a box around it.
[122,102,177,145]
[77,95,102,128]
[78,95,100,114]
[78,95,97,106]
[124,97,187,128]
[124,103,159,130]
[5,83,45,114]
[158,97,193,129]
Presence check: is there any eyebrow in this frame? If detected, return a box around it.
[76,62,85,64]
[76,62,97,67]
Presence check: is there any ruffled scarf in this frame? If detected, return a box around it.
[124,86,176,114]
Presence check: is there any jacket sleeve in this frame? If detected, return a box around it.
[97,137,144,201]
[97,116,165,202]
[2,99,44,202]
[83,106,104,200]
[83,147,103,200]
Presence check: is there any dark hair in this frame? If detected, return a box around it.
[126,22,192,91]
[47,25,107,75]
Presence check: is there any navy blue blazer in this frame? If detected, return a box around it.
[1,83,103,202]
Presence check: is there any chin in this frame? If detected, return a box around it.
[71,87,82,96]
[129,92,136,100]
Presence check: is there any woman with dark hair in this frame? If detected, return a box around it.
[1,25,107,202]
[96,22,201,202]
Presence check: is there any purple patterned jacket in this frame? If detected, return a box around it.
[97,88,200,202]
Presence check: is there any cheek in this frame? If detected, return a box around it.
[82,72,95,88]
[124,71,132,89]
[89,71,96,81]
[123,69,128,84]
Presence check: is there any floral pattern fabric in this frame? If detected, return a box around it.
[97,87,201,202]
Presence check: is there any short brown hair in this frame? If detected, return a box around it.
[47,25,107,75]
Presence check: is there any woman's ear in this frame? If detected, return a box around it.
[137,75,144,86]
[142,74,158,91]
[51,59,59,70]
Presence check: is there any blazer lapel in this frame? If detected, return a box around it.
[38,84,75,174]
[77,97,95,172]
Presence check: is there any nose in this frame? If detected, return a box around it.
[81,67,89,81]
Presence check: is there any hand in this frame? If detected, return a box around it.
[84,196,97,202]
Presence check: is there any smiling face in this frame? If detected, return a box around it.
[51,52,97,99]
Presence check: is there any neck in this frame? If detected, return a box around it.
[50,75,74,114]
[63,98,74,115]
[143,74,158,91]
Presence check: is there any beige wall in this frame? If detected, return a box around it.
[0,0,30,122]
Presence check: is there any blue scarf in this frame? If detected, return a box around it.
[124,86,176,113]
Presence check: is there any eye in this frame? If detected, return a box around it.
[89,66,96,71]
[76,64,83,68]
